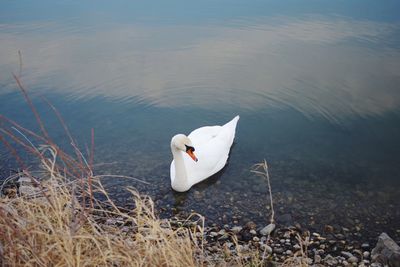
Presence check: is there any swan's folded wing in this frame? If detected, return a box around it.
[188,125,222,147]
[185,125,235,185]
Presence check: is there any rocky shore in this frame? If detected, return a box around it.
[101,212,400,266]
[2,174,400,266]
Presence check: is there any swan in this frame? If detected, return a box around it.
[170,115,239,192]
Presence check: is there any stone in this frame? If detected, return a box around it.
[260,223,275,236]
[324,225,334,233]
[210,231,218,237]
[231,226,242,234]
[314,254,322,263]
[324,254,339,266]
[348,256,358,263]
[363,251,370,258]
[261,244,273,254]
[371,233,400,267]
[245,221,257,230]
[293,244,301,250]
[218,229,226,235]
[336,233,345,240]
[285,250,293,256]
[341,251,354,258]
[361,243,370,249]
[353,249,362,256]
[312,232,321,238]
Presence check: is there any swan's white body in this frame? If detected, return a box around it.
[170,115,239,192]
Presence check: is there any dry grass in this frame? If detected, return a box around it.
[0,155,205,266]
[0,73,205,266]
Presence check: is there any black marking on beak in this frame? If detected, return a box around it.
[185,145,195,152]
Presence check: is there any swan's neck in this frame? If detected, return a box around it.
[171,146,190,192]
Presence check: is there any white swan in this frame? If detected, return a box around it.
[170,115,239,192]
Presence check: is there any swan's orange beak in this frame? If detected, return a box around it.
[186,150,198,162]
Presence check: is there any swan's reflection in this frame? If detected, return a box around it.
[171,165,227,211]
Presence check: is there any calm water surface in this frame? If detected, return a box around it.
[1,1,400,242]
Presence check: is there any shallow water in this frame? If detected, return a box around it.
[1,0,400,243]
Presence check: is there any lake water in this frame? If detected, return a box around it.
[1,1,400,243]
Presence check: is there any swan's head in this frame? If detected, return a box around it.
[171,134,198,162]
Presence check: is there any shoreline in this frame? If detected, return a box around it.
[2,174,398,266]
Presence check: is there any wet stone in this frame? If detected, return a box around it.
[210,232,218,237]
[314,254,321,263]
[348,256,358,263]
[341,251,354,258]
[231,226,242,233]
[293,244,301,250]
[363,251,370,258]
[285,250,293,256]
[260,223,275,236]
[361,243,370,249]
[245,221,257,230]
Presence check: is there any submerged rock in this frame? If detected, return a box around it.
[371,232,400,267]
[260,223,276,236]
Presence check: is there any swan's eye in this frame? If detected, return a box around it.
[185,145,195,152]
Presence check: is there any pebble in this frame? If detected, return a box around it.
[261,244,273,254]
[324,254,339,266]
[283,231,291,238]
[285,250,293,256]
[210,231,218,237]
[336,233,346,240]
[245,221,257,230]
[348,256,358,263]
[312,232,321,238]
[352,249,362,256]
[260,223,275,235]
[249,229,257,235]
[314,254,322,263]
[341,251,354,258]
[361,243,370,249]
[231,226,242,233]
[363,251,370,258]
[324,225,334,233]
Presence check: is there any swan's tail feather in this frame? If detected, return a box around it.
[224,115,240,128]
[221,115,239,145]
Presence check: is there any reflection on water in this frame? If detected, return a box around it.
[1,1,400,241]
[1,16,400,121]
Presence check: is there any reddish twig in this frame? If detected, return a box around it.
[12,73,50,141]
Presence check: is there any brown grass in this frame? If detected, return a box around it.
[0,152,205,266]
[0,73,206,266]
